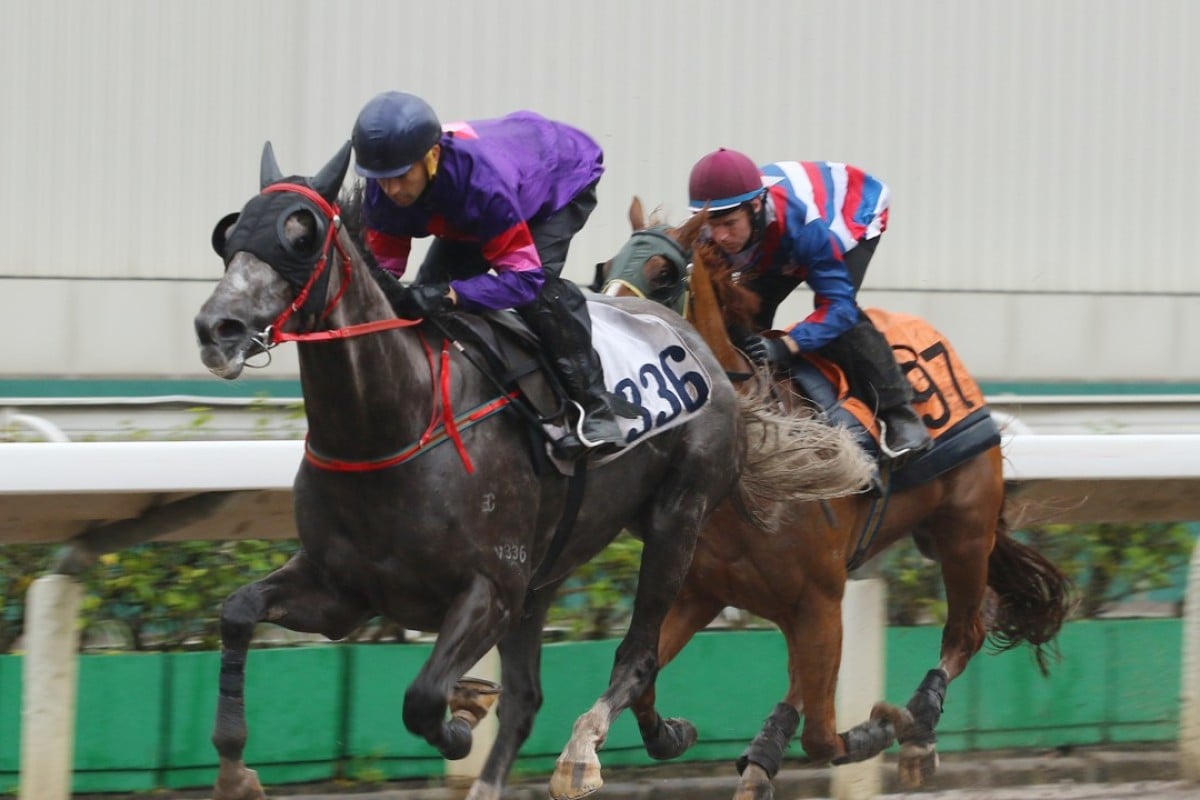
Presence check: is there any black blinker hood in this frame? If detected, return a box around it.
[212,141,353,318]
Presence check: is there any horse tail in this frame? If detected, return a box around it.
[732,390,874,529]
[985,500,1076,675]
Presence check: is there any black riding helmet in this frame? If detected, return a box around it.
[352,91,442,179]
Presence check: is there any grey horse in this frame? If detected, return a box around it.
[193,142,868,800]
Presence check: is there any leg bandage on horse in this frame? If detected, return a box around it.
[905,668,948,745]
[735,702,800,777]
[835,714,898,764]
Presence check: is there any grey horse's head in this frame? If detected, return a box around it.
[195,141,351,379]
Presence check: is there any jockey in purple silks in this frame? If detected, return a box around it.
[688,147,932,462]
[352,91,633,457]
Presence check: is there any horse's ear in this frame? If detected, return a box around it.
[676,206,709,250]
[312,141,353,204]
[629,196,646,231]
[260,141,284,189]
[211,212,240,257]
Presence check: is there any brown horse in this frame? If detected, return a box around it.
[598,198,1074,799]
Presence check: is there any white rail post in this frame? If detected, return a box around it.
[444,646,501,787]
[831,578,886,800]
[1182,533,1200,782]
[19,574,83,800]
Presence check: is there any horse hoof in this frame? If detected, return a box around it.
[733,762,774,800]
[214,762,265,800]
[548,757,604,799]
[898,741,939,788]
[463,780,504,800]
[450,676,502,729]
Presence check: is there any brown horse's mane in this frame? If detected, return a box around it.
[694,240,761,333]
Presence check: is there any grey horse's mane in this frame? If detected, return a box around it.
[339,181,378,270]
[734,381,873,529]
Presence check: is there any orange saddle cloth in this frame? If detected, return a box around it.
[785,308,998,489]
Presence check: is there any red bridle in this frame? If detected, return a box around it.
[248,182,513,475]
[257,182,421,344]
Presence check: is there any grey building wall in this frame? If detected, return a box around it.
[2,0,1197,381]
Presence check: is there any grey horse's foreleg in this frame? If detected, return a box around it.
[639,712,699,761]
[463,583,561,800]
[634,595,722,761]
[551,500,704,799]
[404,573,512,761]
[212,552,369,800]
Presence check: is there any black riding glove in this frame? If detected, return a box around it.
[394,283,454,319]
[743,335,793,369]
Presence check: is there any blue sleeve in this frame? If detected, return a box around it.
[783,221,861,352]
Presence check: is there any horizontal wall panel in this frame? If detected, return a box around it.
[1,1,1196,296]
[2,280,1195,382]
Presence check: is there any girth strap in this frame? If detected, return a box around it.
[524,462,590,609]
[845,460,893,572]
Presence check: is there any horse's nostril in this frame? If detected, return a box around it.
[196,316,248,347]
[215,319,248,342]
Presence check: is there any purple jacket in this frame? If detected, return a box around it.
[363,112,604,311]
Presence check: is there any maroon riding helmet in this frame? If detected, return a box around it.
[688,148,766,214]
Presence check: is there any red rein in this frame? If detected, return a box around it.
[257,182,509,474]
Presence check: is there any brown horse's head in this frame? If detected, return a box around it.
[597,198,764,337]
[592,198,706,315]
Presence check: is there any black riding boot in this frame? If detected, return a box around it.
[820,316,933,463]
[520,277,632,458]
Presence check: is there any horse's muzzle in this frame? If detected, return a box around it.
[194,314,252,379]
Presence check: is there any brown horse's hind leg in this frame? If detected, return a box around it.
[894,482,998,788]
[733,703,800,800]
[632,591,722,761]
[212,552,370,800]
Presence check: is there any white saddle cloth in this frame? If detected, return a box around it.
[547,301,714,469]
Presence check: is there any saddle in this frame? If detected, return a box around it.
[437,299,715,472]
[786,308,1000,492]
